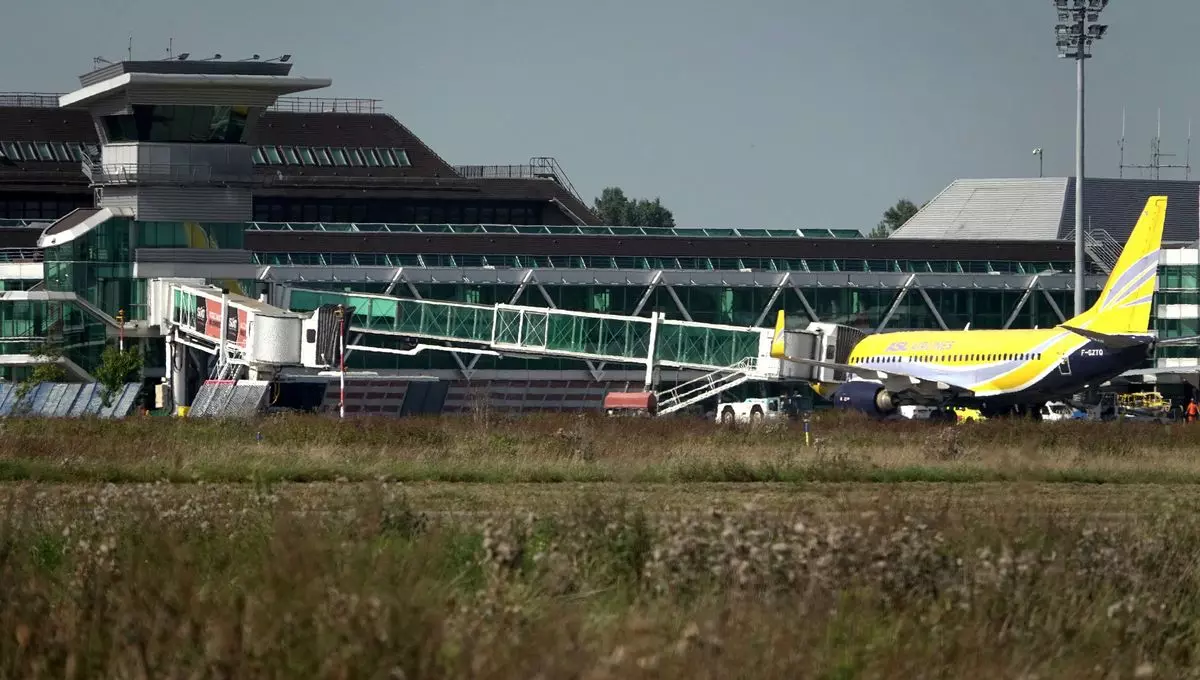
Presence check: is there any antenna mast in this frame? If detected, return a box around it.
[1118,108,1192,180]
[1118,107,1126,178]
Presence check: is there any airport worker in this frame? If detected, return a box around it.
[1187,399,1198,423]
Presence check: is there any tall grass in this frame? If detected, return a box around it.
[0,411,1197,484]
[0,483,1193,677]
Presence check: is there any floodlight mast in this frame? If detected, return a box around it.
[1054,0,1109,316]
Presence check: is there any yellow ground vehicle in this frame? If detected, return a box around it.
[953,407,986,423]
[1116,390,1171,420]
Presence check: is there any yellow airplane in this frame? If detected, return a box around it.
[770,195,1189,419]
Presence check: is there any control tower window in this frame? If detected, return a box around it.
[100,105,249,144]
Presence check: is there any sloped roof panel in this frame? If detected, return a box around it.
[1061,177,1200,243]
[890,178,1069,240]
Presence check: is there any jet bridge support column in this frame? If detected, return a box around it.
[644,311,662,389]
[167,336,190,409]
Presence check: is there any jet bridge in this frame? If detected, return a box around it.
[145,280,866,415]
[279,287,865,413]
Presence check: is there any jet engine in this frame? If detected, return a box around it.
[830,381,898,417]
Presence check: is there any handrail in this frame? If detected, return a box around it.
[85,160,254,186]
[268,97,382,114]
[0,92,63,108]
[0,248,43,263]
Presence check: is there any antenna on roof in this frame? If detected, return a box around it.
[1118,108,1192,180]
[166,37,172,60]
[128,34,133,61]
[1118,107,1126,178]
[92,56,114,70]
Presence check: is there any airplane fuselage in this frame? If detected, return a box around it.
[845,327,1153,407]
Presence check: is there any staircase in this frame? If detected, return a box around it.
[1063,228,1122,274]
[655,357,757,416]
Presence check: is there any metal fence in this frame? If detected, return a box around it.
[268,97,382,114]
[0,92,63,108]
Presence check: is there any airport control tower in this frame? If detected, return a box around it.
[57,58,329,223]
[27,59,330,379]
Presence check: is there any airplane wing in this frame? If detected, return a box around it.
[769,312,974,400]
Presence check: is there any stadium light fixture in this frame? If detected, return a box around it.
[1053,0,1109,317]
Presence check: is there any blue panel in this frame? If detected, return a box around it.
[0,384,15,416]
[67,383,99,417]
[44,384,77,417]
[109,384,141,418]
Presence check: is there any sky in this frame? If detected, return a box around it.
[2,0,1199,231]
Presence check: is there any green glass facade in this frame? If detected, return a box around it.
[5,214,1195,379]
[1156,262,1200,361]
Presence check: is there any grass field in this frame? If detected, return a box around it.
[1,412,1198,677]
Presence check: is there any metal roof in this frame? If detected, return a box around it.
[890,178,1068,240]
[1060,177,1200,243]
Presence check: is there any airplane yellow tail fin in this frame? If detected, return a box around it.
[770,310,787,359]
[1065,195,1166,334]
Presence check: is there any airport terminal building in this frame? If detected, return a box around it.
[0,59,1196,413]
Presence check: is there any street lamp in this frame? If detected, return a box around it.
[1032,147,1044,177]
[1054,0,1109,316]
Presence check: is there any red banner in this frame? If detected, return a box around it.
[194,297,248,348]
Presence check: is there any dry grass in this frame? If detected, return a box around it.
[0,481,1196,677]
[0,412,1196,674]
[0,411,1196,484]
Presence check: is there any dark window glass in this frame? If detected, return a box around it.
[103,105,250,143]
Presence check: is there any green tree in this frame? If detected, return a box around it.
[93,344,143,407]
[14,341,68,411]
[869,198,922,238]
[592,187,676,228]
